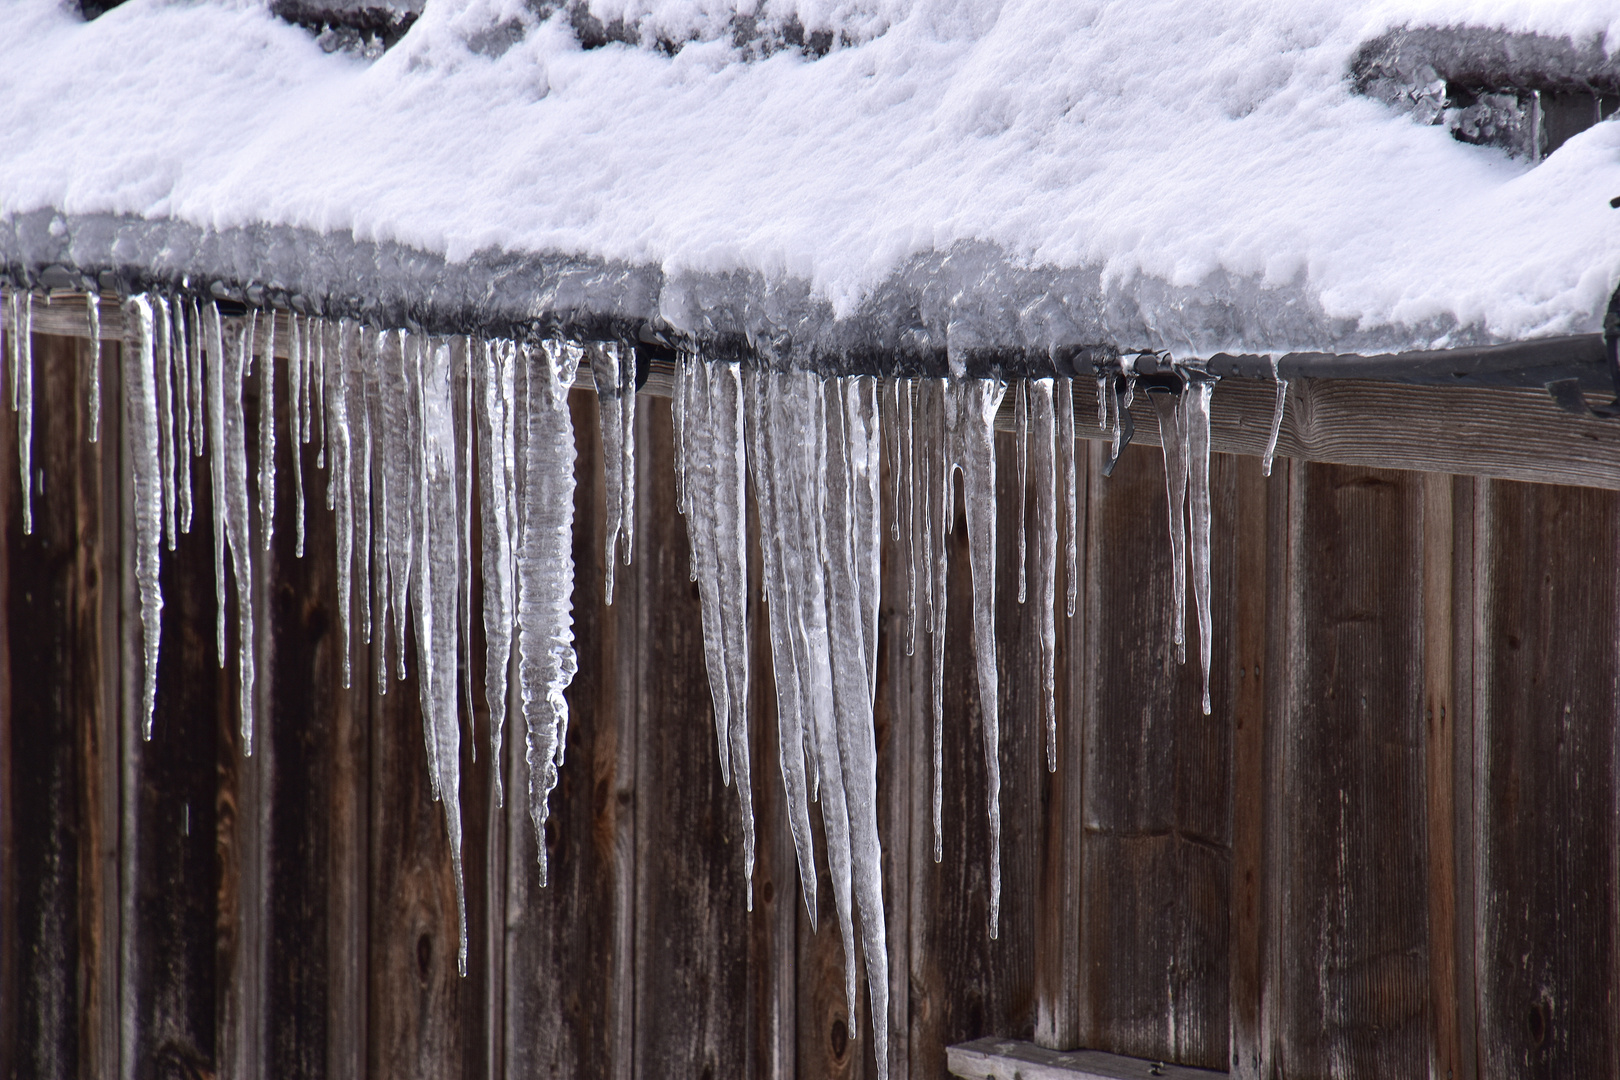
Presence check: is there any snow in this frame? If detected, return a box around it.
[2,0,1618,357]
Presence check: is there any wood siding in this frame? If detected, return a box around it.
[3,331,1618,1080]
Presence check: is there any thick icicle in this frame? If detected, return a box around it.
[225,316,257,753]
[1186,379,1215,715]
[716,363,754,905]
[458,339,475,734]
[477,336,517,804]
[1149,389,1189,665]
[189,298,205,459]
[899,380,918,656]
[327,321,355,689]
[17,291,32,535]
[1030,379,1059,772]
[414,334,470,973]
[1262,360,1288,478]
[950,378,1007,937]
[589,343,629,604]
[847,377,881,701]
[154,300,176,551]
[289,314,305,558]
[385,331,417,683]
[923,378,946,863]
[123,297,164,740]
[1058,377,1077,617]
[1015,378,1028,604]
[369,334,389,696]
[259,313,276,549]
[824,375,890,1080]
[86,292,101,443]
[743,370,819,924]
[174,298,194,535]
[207,303,228,665]
[518,339,580,892]
[353,329,375,651]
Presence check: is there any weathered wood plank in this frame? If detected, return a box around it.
[0,334,115,1080]
[1226,454,1271,1080]
[905,438,1039,1080]
[947,1036,1226,1080]
[504,388,629,1080]
[1471,479,1620,1078]
[632,397,752,1080]
[1271,462,1431,1078]
[1076,441,1232,1070]
[1420,474,1462,1080]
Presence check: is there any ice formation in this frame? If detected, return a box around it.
[0,278,1255,1078]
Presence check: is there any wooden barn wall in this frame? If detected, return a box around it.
[2,329,1618,1080]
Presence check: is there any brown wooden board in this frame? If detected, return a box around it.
[1076,440,1232,1071]
[631,397,753,1080]
[0,334,114,1080]
[1471,479,1620,1078]
[503,389,630,1080]
[1269,461,1432,1078]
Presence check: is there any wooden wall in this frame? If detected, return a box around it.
[2,331,1617,1080]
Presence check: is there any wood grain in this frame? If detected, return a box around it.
[1471,479,1620,1079]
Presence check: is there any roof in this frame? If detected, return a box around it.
[3,0,1620,376]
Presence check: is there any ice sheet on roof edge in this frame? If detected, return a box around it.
[0,211,1549,372]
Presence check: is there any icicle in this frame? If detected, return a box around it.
[17,291,32,535]
[259,312,276,549]
[899,379,918,657]
[1148,387,1189,665]
[1016,378,1028,604]
[848,377,881,701]
[207,302,228,665]
[518,339,580,896]
[174,297,194,536]
[923,378,946,864]
[1186,378,1215,716]
[370,334,390,696]
[289,314,306,558]
[743,370,819,924]
[328,320,355,689]
[123,297,164,740]
[413,334,471,974]
[1030,379,1059,772]
[189,298,205,459]
[672,352,688,515]
[716,363,754,906]
[1262,358,1288,478]
[1058,376,1077,618]
[883,378,901,542]
[620,345,636,571]
[352,328,375,651]
[823,374,890,1080]
[1096,374,1110,429]
[950,377,1006,937]
[86,291,101,443]
[385,331,416,683]
[226,315,257,753]
[458,338,476,739]
[477,336,516,804]
[589,343,628,604]
[154,300,177,551]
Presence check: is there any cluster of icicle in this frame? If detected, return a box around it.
[0,286,1277,1080]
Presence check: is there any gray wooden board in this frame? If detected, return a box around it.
[1472,479,1620,1078]
[947,1036,1225,1080]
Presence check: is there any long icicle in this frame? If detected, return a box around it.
[925,378,947,864]
[1058,376,1077,617]
[17,291,32,535]
[1149,387,1189,665]
[290,314,306,557]
[86,291,101,443]
[478,336,516,804]
[174,296,194,535]
[207,302,228,665]
[1030,378,1059,772]
[154,299,176,551]
[1015,378,1028,603]
[259,311,276,549]
[519,339,580,892]
[123,296,163,739]
[714,362,754,908]
[1186,378,1216,715]
[226,314,257,754]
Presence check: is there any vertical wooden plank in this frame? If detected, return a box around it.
[0,333,115,1080]
[1422,473,1461,1080]
[1228,452,1271,1080]
[1033,421,1085,1053]
[1272,462,1431,1078]
[749,438,799,1080]
[632,395,751,1080]
[1449,477,1478,1080]
[1472,479,1620,1078]
[504,387,630,1080]
[1076,439,1233,1070]
[904,434,1038,1080]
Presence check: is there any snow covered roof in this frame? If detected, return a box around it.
[4,0,1620,374]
